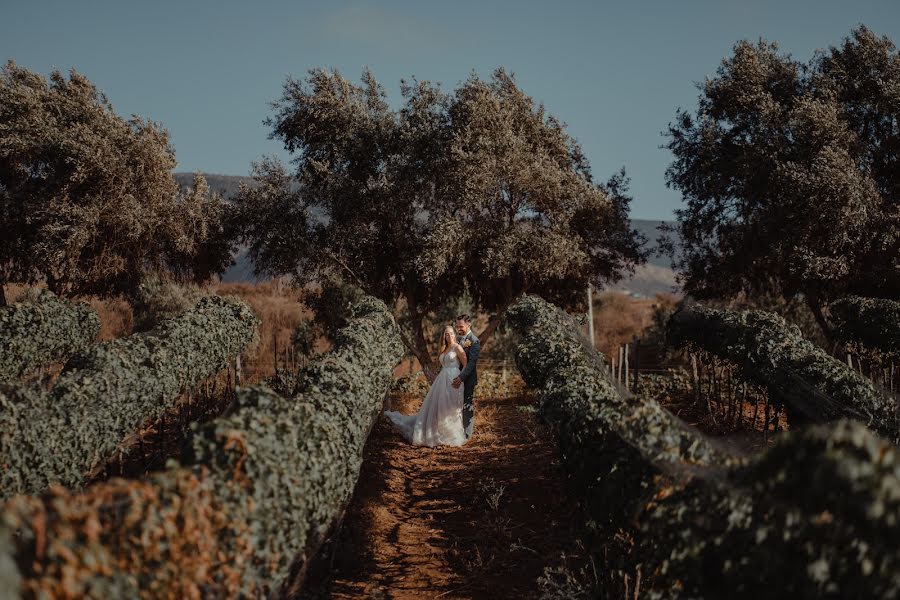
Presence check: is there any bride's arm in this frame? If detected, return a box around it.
[455,344,468,369]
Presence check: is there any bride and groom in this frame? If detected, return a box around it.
[384,314,480,447]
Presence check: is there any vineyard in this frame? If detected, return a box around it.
[0,286,895,598]
[507,295,900,598]
[0,292,402,597]
[1,17,898,600]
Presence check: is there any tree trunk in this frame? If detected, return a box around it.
[805,294,833,344]
[404,296,439,382]
[476,307,508,347]
[0,282,6,307]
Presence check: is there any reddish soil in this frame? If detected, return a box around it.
[303,391,592,599]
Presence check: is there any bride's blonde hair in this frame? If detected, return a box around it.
[439,325,456,354]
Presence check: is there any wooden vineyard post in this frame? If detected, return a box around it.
[618,346,624,384]
[691,353,700,403]
[587,284,596,350]
[235,355,242,387]
[273,331,279,376]
[624,343,630,391]
[633,339,640,393]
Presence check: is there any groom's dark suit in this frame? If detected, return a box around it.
[457,330,480,439]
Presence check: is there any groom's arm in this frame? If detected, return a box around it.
[458,338,480,381]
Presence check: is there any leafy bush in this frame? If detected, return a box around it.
[0,289,99,382]
[507,295,728,532]
[129,273,206,332]
[638,420,900,598]
[1,465,254,598]
[1,296,404,597]
[829,295,900,359]
[510,295,900,598]
[302,279,366,341]
[666,304,899,441]
[0,295,259,498]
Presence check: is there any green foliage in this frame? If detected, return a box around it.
[299,278,366,348]
[829,296,900,359]
[1,296,403,598]
[0,295,259,498]
[129,273,206,332]
[290,320,318,357]
[639,420,900,598]
[0,289,99,382]
[509,295,900,598]
[666,304,899,440]
[507,295,727,532]
[235,67,646,367]
[0,62,233,299]
[664,26,899,312]
[188,297,403,591]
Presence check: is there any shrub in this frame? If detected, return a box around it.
[1,296,404,597]
[507,295,728,532]
[509,294,900,598]
[638,420,900,598]
[829,295,900,359]
[0,289,99,382]
[129,273,206,332]
[666,304,899,440]
[0,295,259,498]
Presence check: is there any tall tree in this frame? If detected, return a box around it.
[236,67,646,374]
[663,26,899,338]
[0,61,231,305]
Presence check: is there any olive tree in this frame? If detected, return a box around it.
[663,26,899,338]
[0,61,233,305]
[235,67,646,374]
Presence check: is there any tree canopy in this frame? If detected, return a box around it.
[235,67,646,371]
[0,61,232,304]
[663,26,899,336]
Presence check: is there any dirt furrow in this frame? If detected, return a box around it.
[303,392,590,599]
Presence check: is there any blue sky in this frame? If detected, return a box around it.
[2,1,898,220]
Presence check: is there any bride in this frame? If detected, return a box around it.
[384,325,469,447]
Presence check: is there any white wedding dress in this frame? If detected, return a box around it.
[384,349,468,447]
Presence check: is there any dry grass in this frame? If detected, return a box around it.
[88,296,134,341]
[207,280,321,382]
[591,290,679,359]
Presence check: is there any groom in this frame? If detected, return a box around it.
[451,314,480,440]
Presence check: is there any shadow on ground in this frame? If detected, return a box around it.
[302,392,592,600]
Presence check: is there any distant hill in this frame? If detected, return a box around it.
[176,173,683,296]
[175,172,250,199]
[630,218,679,270]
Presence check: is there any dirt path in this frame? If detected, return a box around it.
[303,391,591,599]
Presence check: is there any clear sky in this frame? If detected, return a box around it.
[2,1,898,220]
